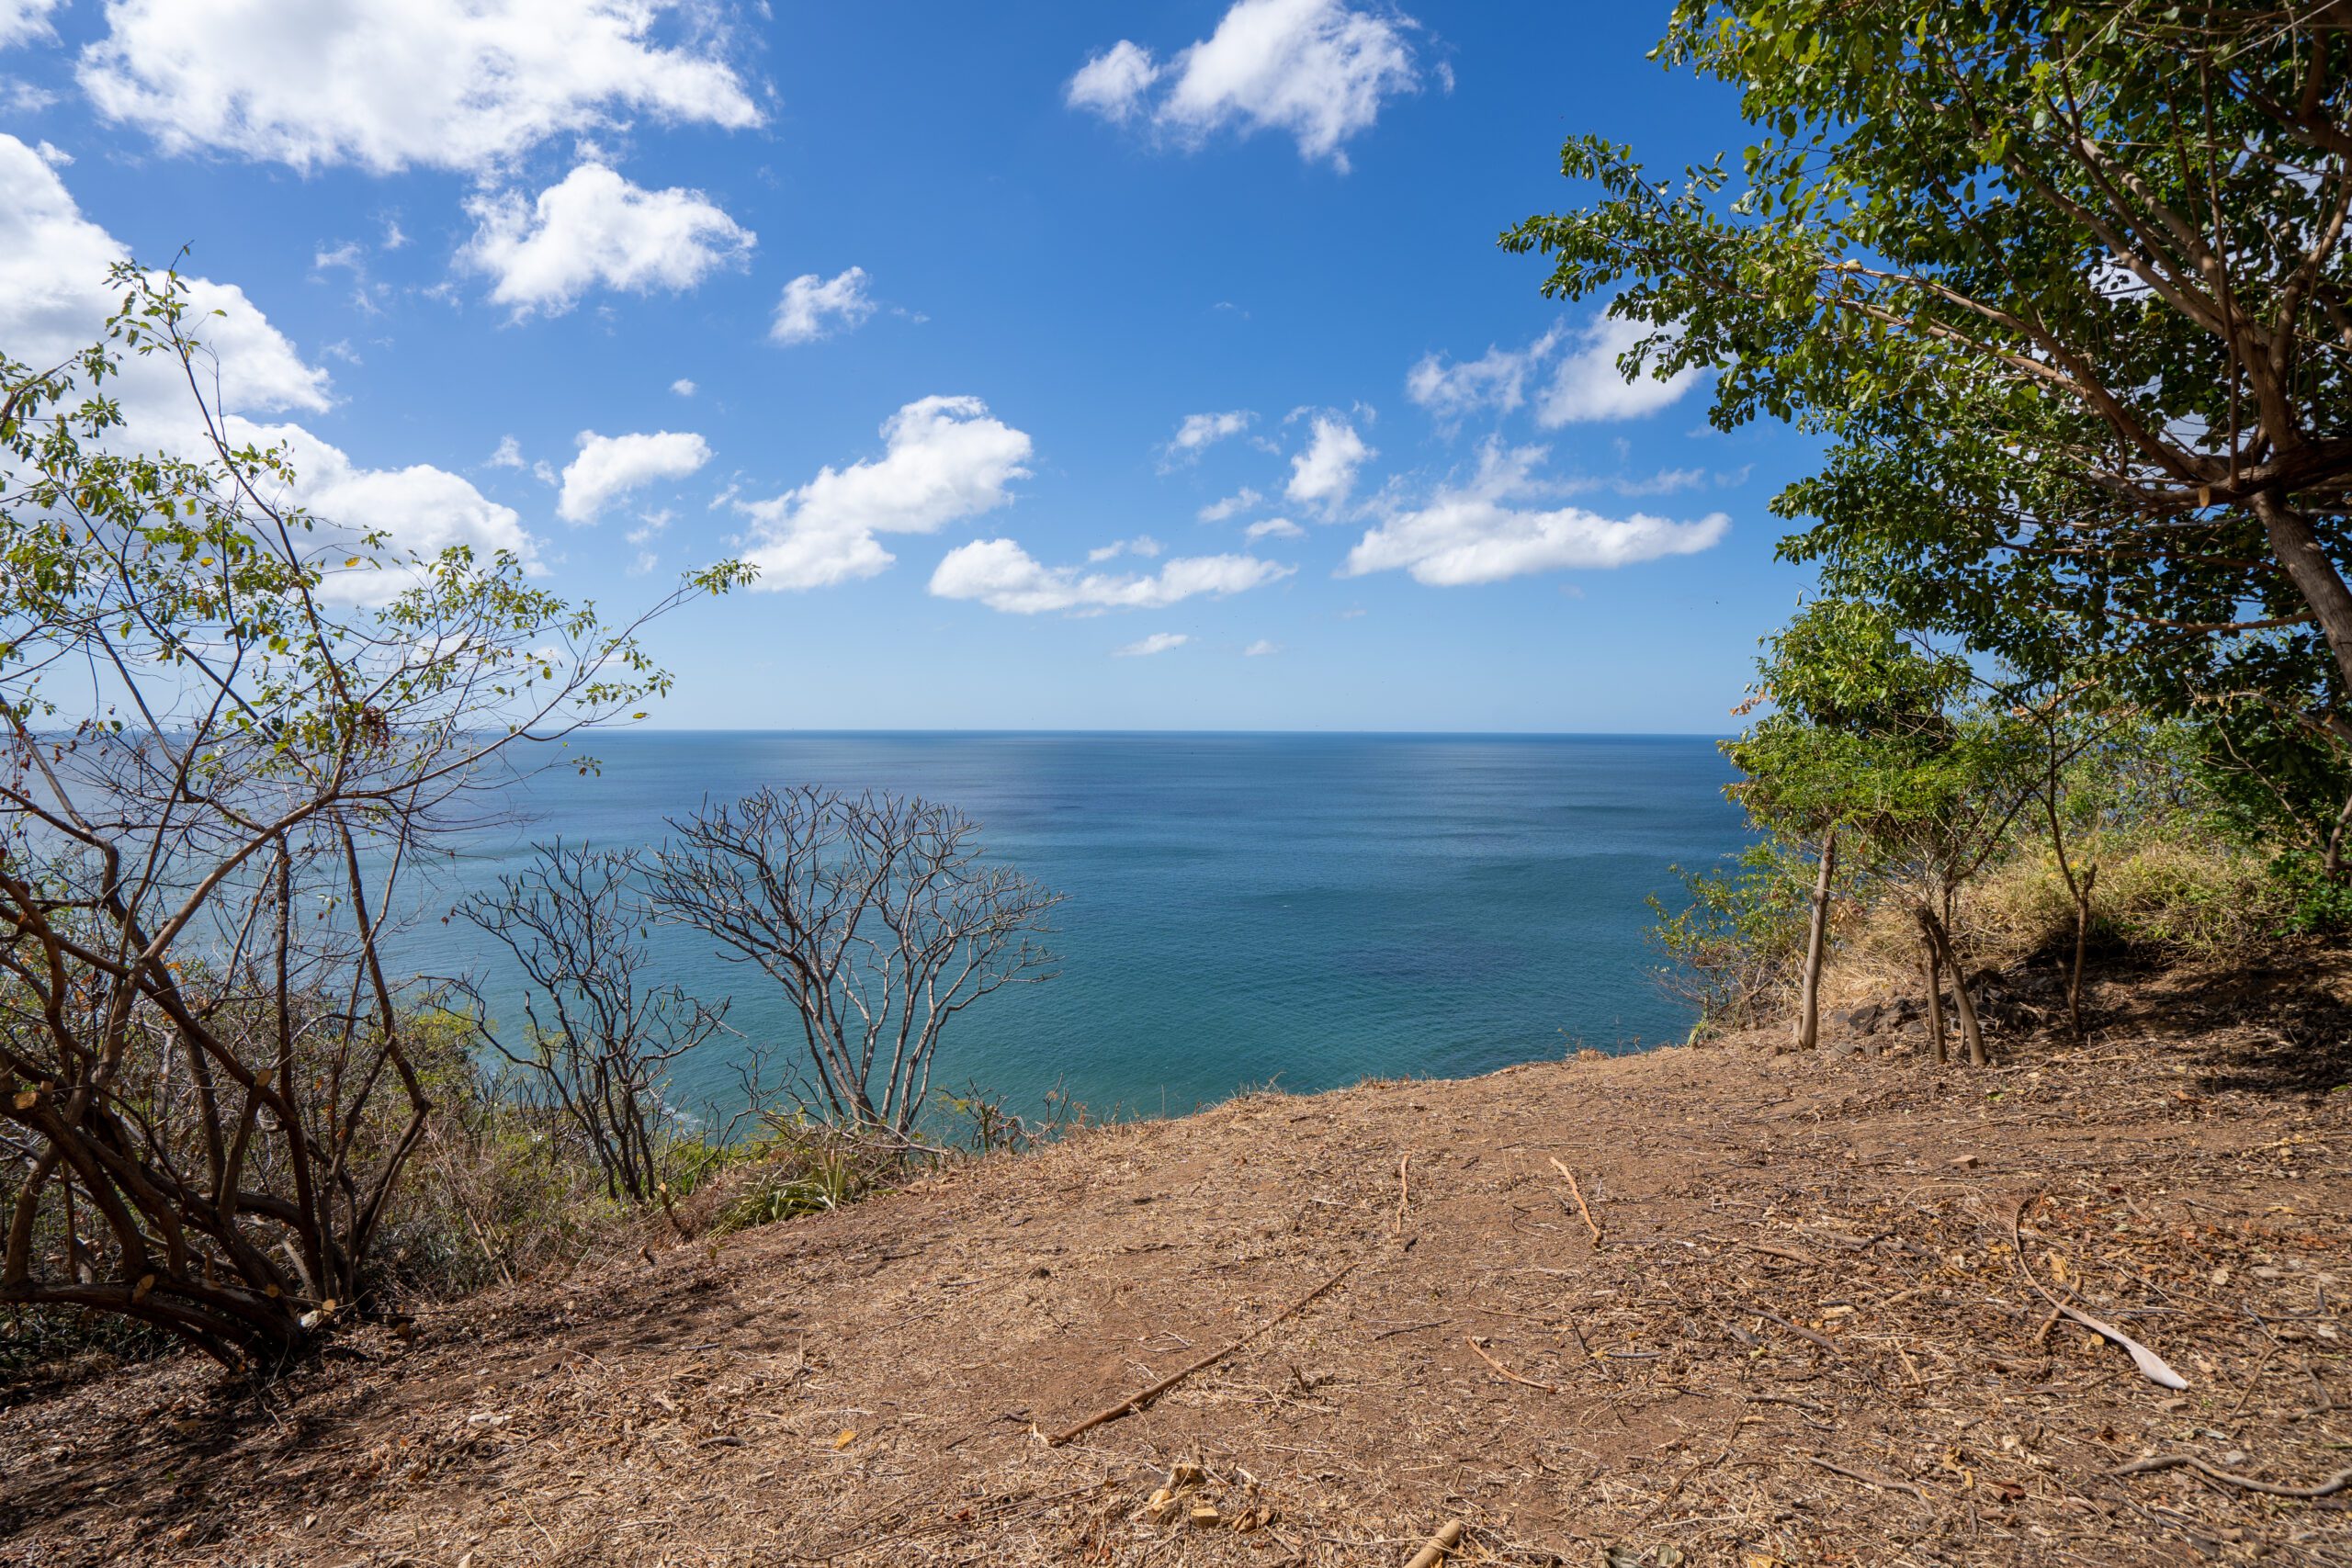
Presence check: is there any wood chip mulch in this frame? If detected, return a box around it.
[6,952,2352,1566]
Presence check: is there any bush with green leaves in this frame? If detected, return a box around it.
[1645,839,1816,1038]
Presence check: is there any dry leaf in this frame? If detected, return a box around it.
[831,1428,857,1450]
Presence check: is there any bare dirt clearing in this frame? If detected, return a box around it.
[7,954,2352,1566]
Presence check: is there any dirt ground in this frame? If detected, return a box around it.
[7,953,2352,1566]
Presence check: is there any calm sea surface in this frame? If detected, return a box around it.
[387,732,1746,1120]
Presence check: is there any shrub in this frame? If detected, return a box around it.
[1645,840,1814,1037]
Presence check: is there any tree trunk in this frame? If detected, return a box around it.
[2039,745,2092,1038]
[1923,908,1988,1066]
[1792,829,1838,1052]
[2255,488,2352,713]
[1948,946,1988,1067]
[1917,912,1948,1066]
[2068,862,2097,1038]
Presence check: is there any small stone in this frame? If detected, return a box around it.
[1188,1505,1222,1529]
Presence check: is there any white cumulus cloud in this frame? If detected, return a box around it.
[461,164,752,317]
[75,0,760,174]
[1069,0,1424,171]
[1342,441,1727,586]
[929,539,1292,615]
[738,396,1033,591]
[243,423,539,601]
[557,430,710,525]
[771,266,876,346]
[1115,632,1190,658]
[1244,638,1279,656]
[1244,516,1305,542]
[0,135,327,434]
[0,135,530,602]
[1284,413,1372,516]
[1066,39,1159,122]
[1537,314,1701,425]
[670,378,696,398]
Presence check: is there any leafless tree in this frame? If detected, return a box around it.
[455,841,729,1208]
[640,787,1060,1139]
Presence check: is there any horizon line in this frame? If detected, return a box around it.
[611,726,1737,739]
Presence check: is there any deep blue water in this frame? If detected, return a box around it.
[388,732,1746,1120]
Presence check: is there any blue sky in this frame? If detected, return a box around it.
[0,0,1817,732]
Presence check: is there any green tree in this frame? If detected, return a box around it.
[1728,598,1968,1049]
[1506,2,2352,857]
[1728,601,2037,1064]
[0,267,747,1366]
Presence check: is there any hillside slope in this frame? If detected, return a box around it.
[6,955,2352,1566]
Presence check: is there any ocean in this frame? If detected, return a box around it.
[388,732,1747,1121]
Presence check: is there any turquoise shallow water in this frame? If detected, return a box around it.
[387,732,1747,1119]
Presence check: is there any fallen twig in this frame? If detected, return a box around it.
[1401,1518,1464,1568]
[1550,1157,1602,1245]
[2229,1347,2278,1420]
[1559,1313,1617,1385]
[1807,1455,1929,1506]
[1370,1319,1449,1341]
[2109,1453,2352,1498]
[1711,1235,1822,1268]
[1044,1260,1359,1446]
[1395,1151,1411,1236]
[1464,1335,1561,1393]
[1747,1304,1840,1358]
[2010,1193,2188,1390]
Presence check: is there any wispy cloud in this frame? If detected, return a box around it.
[931,540,1291,615]
[1160,409,1253,468]
[1198,485,1263,522]
[1115,631,1190,657]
